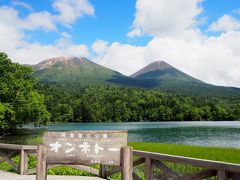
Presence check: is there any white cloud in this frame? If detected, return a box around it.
[92,39,108,54]
[233,8,240,15]
[128,0,203,37]
[0,6,56,31]
[11,0,33,11]
[127,28,142,38]
[1,0,95,32]
[94,0,239,87]
[55,32,89,58]
[1,32,90,65]
[0,1,93,64]
[94,31,240,87]
[93,42,145,74]
[209,14,240,32]
[53,0,95,25]
[24,11,57,31]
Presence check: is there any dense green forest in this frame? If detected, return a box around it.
[1,52,240,134]
[0,53,50,134]
[37,84,240,123]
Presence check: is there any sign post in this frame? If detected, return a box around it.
[36,130,132,180]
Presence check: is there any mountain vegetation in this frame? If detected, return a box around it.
[32,57,240,97]
[37,84,240,123]
[32,56,121,88]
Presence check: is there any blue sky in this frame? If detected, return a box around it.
[2,0,239,46]
[0,0,240,87]
[2,0,150,46]
[0,0,240,45]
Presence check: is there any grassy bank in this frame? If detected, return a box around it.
[0,142,239,178]
[129,142,240,164]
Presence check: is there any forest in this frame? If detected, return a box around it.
[0,53,50,134]
[1,52,240,134]
[38,84,240,123]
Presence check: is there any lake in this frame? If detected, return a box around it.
[1,121,240,148]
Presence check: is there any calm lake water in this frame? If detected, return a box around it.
[1,121,240,148]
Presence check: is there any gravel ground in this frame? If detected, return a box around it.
[0,170,105,180]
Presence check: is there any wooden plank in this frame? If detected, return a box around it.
[22,145,37,150]
[99,164,107,178]
[44,131,127,166]
[0,143,24,150]
[179,169,217,179]
[145,157,153,180]
[36,145,47,180]
[217,169,228,180]
[0,150,18,171]
[152,160,179,178]
[20,149,28,175]
[133,158,145,167]
[133,150,240,173]
[121,146,133,180]
[0,151,18,163]
[0,143,37,150]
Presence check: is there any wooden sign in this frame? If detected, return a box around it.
[43,130,128,166]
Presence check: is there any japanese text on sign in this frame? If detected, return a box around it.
[43,131,128,166]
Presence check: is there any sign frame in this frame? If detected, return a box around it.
[36,130,133,180]
[43,130,128,166]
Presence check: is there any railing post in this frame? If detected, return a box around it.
[20,149,28,175]
[145,157,153,180]
[121,146,133,180]
[36,145,47,180]
[217,169,228,180]
[99,164,107,178]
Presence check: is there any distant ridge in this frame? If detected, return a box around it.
[31,57,240,96]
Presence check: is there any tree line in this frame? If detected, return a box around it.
[38,84,240,123]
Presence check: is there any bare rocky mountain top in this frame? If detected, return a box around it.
[32,56,87,70]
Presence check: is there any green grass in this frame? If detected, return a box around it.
[129,142,240,164]
[0,142,239,179]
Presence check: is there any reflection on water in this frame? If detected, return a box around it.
[1,121,240,148]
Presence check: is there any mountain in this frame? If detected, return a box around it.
[130,61,240,96]
[32,56,123,87]
[131,61,202,83]
[31,56,154,88]
[31,57,240,96]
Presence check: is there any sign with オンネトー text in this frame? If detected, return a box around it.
[43,131,128,166]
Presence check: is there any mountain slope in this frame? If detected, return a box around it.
[32,56,122,87]
[130,61,240,96]
[131,61,203,83]
[32,56,156,88]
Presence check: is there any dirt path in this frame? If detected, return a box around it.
[0,170,105,180]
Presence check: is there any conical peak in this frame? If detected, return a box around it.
[130,60,174,78]
[150,61,173,69]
